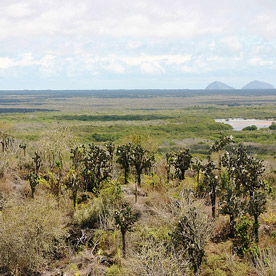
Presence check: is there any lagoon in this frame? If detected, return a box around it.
[215,118,276,131]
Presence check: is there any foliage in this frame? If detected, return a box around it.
[173,149,192,180]
[2,100,276,275]
[166,151,175,182]
[172,206,212,275]
[74,181,123,229]
[202,156,219,218]
[222,144,265,194]
[104,264,123,276]
[114,204,139,257]
[129,144,155,187]
[222,144,267,242]
[192,158,203,186]
[27,172,40,198]
[253,247,276,276]
[39,127,75,169]
[116,143,133,184]
[210,135,234,153]
[82,144,113,192]
[126,238,190,276]
[268,123,276,130]
[65,169,81,208]
[247,190,267,243]
[234,216,253,256]
[219,185,245,238]
[70,143,113,193]
[242,125,258,131]
[0,197,68,275]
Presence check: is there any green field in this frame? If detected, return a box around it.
[1,91,276,158]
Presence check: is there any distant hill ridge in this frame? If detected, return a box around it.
[242,80,274,90]
[205,81,235,90]
[206,80,275,90]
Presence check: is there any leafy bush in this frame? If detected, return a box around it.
[234,216,252,256]
[74,180,123,229]
[242,125,258,131]
[0,196,68,275]
[268,123,276,130]
[74,198,105,229]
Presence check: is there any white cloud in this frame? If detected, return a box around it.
[249,57,274,66]
[0,0,276,88]
[141,62,164,74]
[220,36,242,51]
[127,41,143,49]
[40,55,56,74]
[0,57,14,69]
[181,65,194,73]
[104,63,125,74]
[0,0,275,42]
[0,53,54,70]
[4,3,34,18]
[0,53,37,69]
[121,54,192,66]
[248,14,276,39]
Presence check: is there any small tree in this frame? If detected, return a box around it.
[70,145,85,170]
[192,158,203,186]
[32,151,42,174]
[172,206,212,275]
[174,149,192,180]
[130,144,155,187]
[19,143,27,157]
[47,161,63,202]
[106,142,115,169]
[129,144,154,203]
[247,190,266,243]
[27,173,40,198]
[27,152,42,198]
[202,157,219,219]
[114,204,138,258]
[222,144,267,242]
[222,144,264,196]
[166,152,175,182]
[65,170,81,209]
[219,185,245,238]
[116,143,133,184]
[71,144,112,193]
[210,135,234,170]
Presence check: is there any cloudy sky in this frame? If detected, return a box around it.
[0,0,275,89]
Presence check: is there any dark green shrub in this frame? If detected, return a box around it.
[242,125,257,131]
[234,216,252,256]
[269,123,276,130]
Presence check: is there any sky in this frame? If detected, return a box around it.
[0,0,276,90]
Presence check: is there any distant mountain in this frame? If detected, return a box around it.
[205,81,235,90]
[242,80,274,90]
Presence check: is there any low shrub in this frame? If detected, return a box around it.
[0,196,68,275]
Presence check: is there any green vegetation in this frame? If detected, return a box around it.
[1,92,276,275]
[242,125,258,131]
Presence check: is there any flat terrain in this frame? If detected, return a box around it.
[0,89,276,158]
